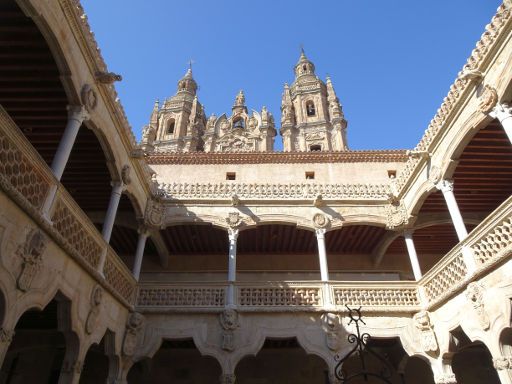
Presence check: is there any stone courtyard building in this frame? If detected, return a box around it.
[0,0,512,383]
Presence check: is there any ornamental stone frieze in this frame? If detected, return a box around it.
[159,182,392,201]
[16,228,47,292]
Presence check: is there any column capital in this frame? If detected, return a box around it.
[111,180,127,193]
[402,229,415,238]
[489,102,512,121]
[315,228,326,237]
[66,105,90,122]
[436,179,454,193]
[228,228,239,241]
[137,225,151,237]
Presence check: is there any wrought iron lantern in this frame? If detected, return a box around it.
[334,306,400,383]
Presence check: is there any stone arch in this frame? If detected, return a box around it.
[80,329,118,384]
[234,337,330,383]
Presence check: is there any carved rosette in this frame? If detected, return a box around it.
[122,312,144,357]
[81,84,97,112]
[386,202,408,230]
[413,311,438,353]
[219,309,239,352]
[478,84,498,114]
[321,312,342,351]
[465,282,490,330]
[85,285,103,335]
[144,199,164,229]
[16,229,47,292]
[312,213,330,229]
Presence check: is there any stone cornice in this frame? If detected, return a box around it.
[147,150,408,165]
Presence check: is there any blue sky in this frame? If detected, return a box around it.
[82,1,501,150]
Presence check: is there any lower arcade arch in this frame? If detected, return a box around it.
[235,337,329,384]
[127,338,222,384]
[0,295,76,383]
[79,330,116,384]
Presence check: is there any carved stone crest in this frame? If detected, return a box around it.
[219,309,239,352]
[144,199,164,228]
[465,282,490,330]
[478,84,498,114]
[321,312,342,351]
[413,311,438,353]
[122,312,144,356]
[85,285,103,335]
[312,213,330,229]
[16,229,47,292]
[81,84,97,111]
[225,212,242,228]
[386,202,408,230]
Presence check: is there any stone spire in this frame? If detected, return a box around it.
[294,48,316,78]
[177,67,197,95]
[150,99,159,126]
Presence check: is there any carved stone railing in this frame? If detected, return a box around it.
[237,282,323,308]
[0,106,136,308]
[0,106,53,211]
[137,283,226,310]
[104,247,137,304]
[420,196,512,308]
[51,188,103,269]
[159,182,392,201]
[330,282,421,312]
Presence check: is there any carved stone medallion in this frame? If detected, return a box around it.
[144,199,164,228]
[122,312,144,356]
[386,202,408,230]
[85,285,103,335]
[312,213,330,229]
[478,84,498,114]
[225,212,242,228]
[219,309,239,352]
[81,84,97,112]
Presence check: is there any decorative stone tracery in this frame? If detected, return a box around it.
[85,285,103,335]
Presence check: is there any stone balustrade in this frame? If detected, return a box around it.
[0,106,136,308]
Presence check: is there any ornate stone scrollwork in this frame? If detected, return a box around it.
[465,282,490,330]
[225,212,242,228]
[219,309,240,352]
[494,356,512,370]
[312,213,330,229]
[85,285,103,335]
[478,84,498,114]
[80,84,97,112]
[122,312,145,357]
[144,199,164,229]
[385,201,408,230]
[321,312,342,351]
[16,228,47,292]
[413,310,438,353]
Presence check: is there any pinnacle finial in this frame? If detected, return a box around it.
[234,89,245,106]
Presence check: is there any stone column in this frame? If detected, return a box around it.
[226,228,239,308]
[220,373,236,384]
[432,356,458,384]
[490,103,512,144]
[102,182,125,243]
[316,228,329,281]
[132,228,150,281]
[42,106,89,218]
[436,180,467,241]
[403,230,422,280]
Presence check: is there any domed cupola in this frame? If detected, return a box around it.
[294,48,316,79]
[177,67,197,95]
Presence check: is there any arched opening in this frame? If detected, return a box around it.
[0,0,69,165]
[233,116,245,129]
[157,224,229,281]
[450,327,501,383]
[167,119,175,135]
[306,101,316,116]
[127,338,221,383]
[235,337,328,383]
[237,224,317,281]
[0,298,72,382]
[403,356,434,384]
[79,335,111,383]
[309,144,322,151]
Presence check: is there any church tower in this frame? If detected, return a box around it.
[145,67,206,152]
[280,50,348,152]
